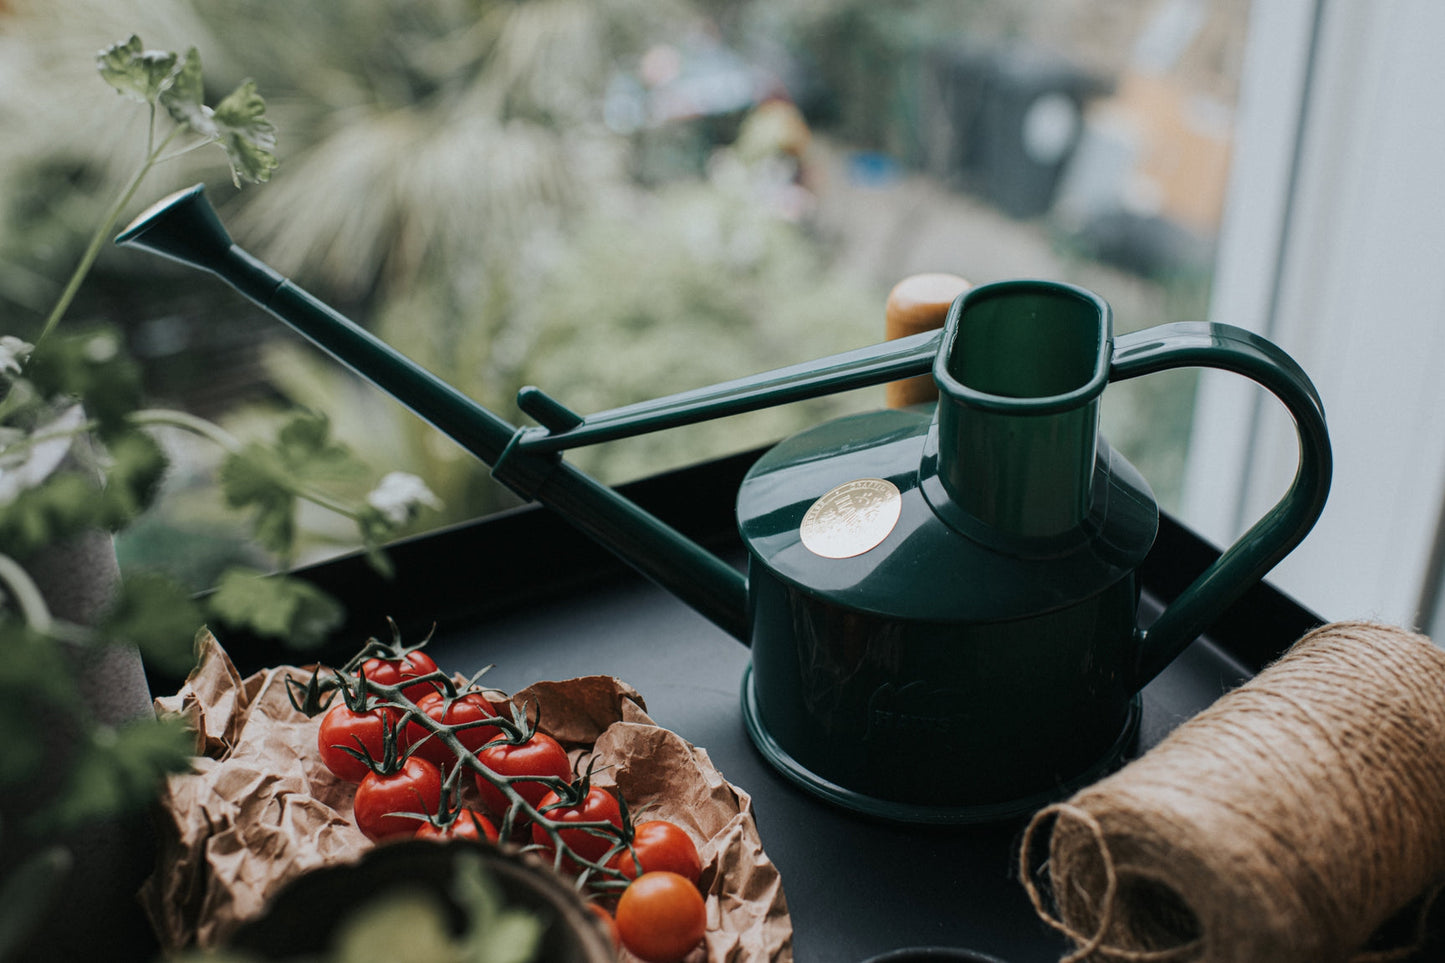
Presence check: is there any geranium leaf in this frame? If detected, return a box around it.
[101,572,203,676]
[211,80,278,186]
[40,716,195,831]
[157,47,216,139]
[207,568,343,649]
[96,36,177,106]
[219,446,296,556]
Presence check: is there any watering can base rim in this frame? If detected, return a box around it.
[738,664,1141,825]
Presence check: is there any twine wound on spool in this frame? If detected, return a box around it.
[1020,621,1445,963]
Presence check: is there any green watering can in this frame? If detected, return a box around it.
[118,185,1331,823]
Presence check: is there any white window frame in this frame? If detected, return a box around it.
[1183,0,1445,630]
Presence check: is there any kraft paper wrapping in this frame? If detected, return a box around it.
[141,632,792,961]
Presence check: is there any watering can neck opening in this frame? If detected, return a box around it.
[919,429,1121,557]
[924,280,1114,540]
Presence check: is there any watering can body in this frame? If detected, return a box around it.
[739,409,1153,819]
[117,186,1331,823]
[738,282,1159,819]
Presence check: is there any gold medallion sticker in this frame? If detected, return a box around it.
[799,478,903,559]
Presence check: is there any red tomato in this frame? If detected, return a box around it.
[316,702,400,783]
[360,650,441,703]
[404,690,502,770]
[352,756,443,841]
[615,871,706,963]
[530,785,624,865]
[609,820,702,884]
[472,731,571,817]
[414,808,499,844]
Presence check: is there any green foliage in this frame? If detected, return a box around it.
[0,38,441,892]
[0,622,78,787]
[211,82,281,187]
[218,409,424,572]
[0,334,168,558]
[96,35,181,104]
[0,845,71,962]
[97,36,278,187]
[331,855,542,963]
[209,568,345,650]
[22,328,143,437]
[513,176,883,482]
[37,714,197,831]
[100,572,205,676]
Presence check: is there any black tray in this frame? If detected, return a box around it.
[205,447,1343,963]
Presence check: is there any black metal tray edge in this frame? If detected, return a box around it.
[192,446,1323,685]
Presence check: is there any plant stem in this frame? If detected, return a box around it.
[0,414,95,461]
[129,407,243,451]
[0,555,94,645]
[33,125,185,351]
[129,408,365,520]
[0,553,55,633]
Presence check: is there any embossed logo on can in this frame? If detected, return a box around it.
[799,477,903,559]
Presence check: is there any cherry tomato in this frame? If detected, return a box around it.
[615,871,706,963]
[360,650,441,703]
[609,820,702,884]
[316,702,400,783]
[352,756,443,841]
[473,731,571,817]
[414,807,499,844]
[404,690,502,770]
[530,785,624,865]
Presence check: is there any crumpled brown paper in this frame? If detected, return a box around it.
[141,632,792,961]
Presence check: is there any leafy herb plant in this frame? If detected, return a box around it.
[0,36,438,954]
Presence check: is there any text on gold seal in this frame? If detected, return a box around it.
[799,477,903,559]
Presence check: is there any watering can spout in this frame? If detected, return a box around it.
[116,185,750,640]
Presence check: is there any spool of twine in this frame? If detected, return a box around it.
[1020,621,1445,963]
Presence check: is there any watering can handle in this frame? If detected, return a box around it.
[1110,322,1332,687]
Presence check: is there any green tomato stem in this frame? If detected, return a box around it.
[359,671,627,882]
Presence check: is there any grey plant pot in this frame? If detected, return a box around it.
[2,530,160,962]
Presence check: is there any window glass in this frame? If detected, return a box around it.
[0,0,1254,584]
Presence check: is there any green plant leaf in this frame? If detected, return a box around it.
[453,849,543,963]
[24,328,143,437]
[95,430,169,529]
[96,35,177,106]
[157,47,216,140]
[0,470,103,560]
[212,80,278,186]
[0,404,87,505]
[0,621,80,786]
[0,846,72,961]
[274,410,363,482]
[100,572,203,677]
[207,568,344,649]
[219,444,296,556]
[331,891,456,962]
[38,715,195,831]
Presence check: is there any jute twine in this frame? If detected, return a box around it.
[1019,621,1445,963]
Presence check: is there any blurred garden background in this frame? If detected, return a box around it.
[0,0,1249,588]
